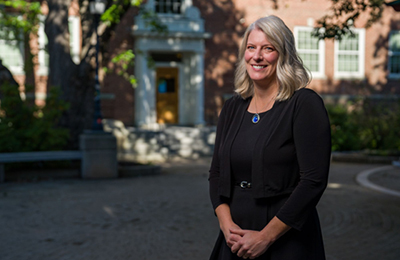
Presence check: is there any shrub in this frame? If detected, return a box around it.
[356,99,400,152]
[326,103,361,151]
[0,83,70,152]
[326,99,400,154]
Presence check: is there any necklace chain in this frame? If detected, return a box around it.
[254,93,276,114]
[251,92,277,124]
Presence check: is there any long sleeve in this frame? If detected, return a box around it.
[275,90,331,231]
[208,103,229,211]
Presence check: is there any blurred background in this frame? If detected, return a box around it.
[0,0,400,259]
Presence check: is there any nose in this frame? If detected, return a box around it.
[253,48,262,61]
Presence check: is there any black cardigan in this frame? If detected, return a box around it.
[208,88,331,231]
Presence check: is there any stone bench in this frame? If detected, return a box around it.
[0,151,82,182]
[0,132,119,182]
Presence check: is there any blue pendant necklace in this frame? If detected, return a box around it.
[251,93,276,124]
[251,113,260,124]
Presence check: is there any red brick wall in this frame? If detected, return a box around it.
[193,0,246,125]
[13,1,400,126]
[195,0,400,125]
[102,7,138,126]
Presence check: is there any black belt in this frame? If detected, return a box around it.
[235,181,251,189]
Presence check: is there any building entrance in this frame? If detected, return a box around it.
[156,67,179,124]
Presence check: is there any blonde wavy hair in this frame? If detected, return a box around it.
[234,15,310,101]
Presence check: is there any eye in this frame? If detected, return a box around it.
[247,45,255,50]
[264,46,274,52]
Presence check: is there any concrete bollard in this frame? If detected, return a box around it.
[80,132,118,179]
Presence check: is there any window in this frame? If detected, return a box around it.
[155,0,182,14]
[68,16,80,64]
[37,15,49,75]
[38,15,81,75]
[334,28,365,79]
[0,31,24,75]
[294,26,325,78]
[388,30,400,78]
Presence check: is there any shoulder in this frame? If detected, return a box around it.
[222,94,248,113]
[224,94,246,106]
[217,94,249,125]
[288,88,328,121]
[292,87,322,100]
[290,88,325,108]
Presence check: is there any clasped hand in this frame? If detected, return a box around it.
[227,228,270,259]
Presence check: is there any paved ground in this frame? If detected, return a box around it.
[0,160,399,260]
[368,165,400,192]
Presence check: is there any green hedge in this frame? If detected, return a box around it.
[0,84,70,153]
[326,99,400,155]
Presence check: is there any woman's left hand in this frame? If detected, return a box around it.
[229,229,271,259]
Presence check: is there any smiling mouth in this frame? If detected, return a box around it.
[252,65,267,69]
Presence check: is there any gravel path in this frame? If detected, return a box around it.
[0,161,399,260]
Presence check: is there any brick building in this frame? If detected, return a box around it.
[2,0,400,128]
[103,0,400,128]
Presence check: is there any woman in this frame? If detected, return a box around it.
[208,16,331,260]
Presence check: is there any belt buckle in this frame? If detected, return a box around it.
[240,181,251,189]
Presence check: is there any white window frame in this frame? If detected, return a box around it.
[37,15,49,75]
[294,26,325,79]
[388,30,400,79]
[334,28,365,79]
[68,16,80,64]
[37,15,81,75]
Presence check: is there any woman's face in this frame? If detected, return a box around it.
[244,29,279,87]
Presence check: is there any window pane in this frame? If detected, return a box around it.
[155,0,182,14]
[389,31,400,74]
[296,28,322,74]
[338,34,359,51]
[68,20,76,57]
[0,41,23,68]
[300,53,319,72]
[338,54,359,72]
[44,37,50,67]
[298,31,319,50]
[390,55,400,74]
[389,31,400,52]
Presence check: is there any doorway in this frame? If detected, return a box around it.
[156,67,179,124]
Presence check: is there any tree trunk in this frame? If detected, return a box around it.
[45,0,94,149]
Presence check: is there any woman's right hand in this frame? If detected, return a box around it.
[221,222,243,248]
[215,203,243,248]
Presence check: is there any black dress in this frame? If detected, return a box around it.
[209,92,328,260]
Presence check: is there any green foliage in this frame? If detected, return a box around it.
[140,7,168,33]
[0,0,42,90]
[355,100,400,151]
[326,99,400,154]
[0,84,70,152]
[104,50,137,86]
[326,103,361,151]
[0,0,42,42]
[101,0,143,26]
[102,1,167,87]
[313,0,385,39]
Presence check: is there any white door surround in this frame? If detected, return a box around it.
[133,2,210,128]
